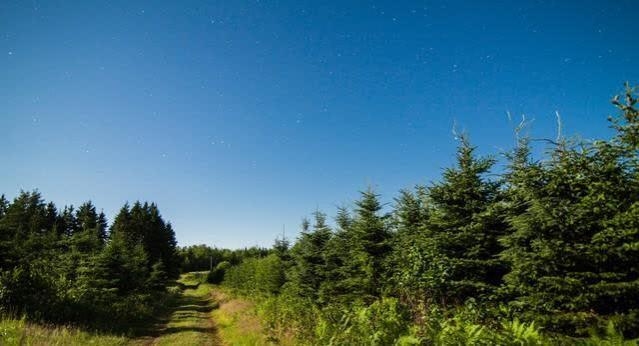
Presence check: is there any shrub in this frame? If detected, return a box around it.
[208,261,231,284]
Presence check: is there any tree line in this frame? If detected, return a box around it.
[214,84,639,343]
[0,194,180,330]
[178,244,269,273]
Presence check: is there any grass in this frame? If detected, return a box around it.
[137,272,222,346]
[210,288,276,346]
[0,317,127,346]
[1,273,271,346]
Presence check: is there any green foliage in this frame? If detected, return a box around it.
[0,316,128,345]
[3,84,639,343]
[314,297,411,346]
[148,260,170,290]
[110,202,180,279]
[178,244,269,272]
[224,254,285,295]
[315,190,391,304]
[318,206,354,304]
[500,90,639,336]
[208,260,231,284]
[215,85,639,344]
[418,136,507,304]
[0,192,180,331]
[286,212,333,301]
[581,321,637,346]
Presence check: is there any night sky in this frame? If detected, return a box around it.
[2,1,638,248]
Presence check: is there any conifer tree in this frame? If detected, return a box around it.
[44,202,58,234]
[110,201,179,279]
[421,136,507,304]
[0,194,8,219]
[161,222,180,279]
[97,211,108,244]
[388,187,431,302]
[72,201,104,253]
[501,86,639,336]
[92,233,149,295]
[319,206,354,304]
[76,202,98,233]
[287,212,332,301]
[339,189,392,302]
[273,234,291,262]
[109,203,132,242]
[59,205,78,237]
[0,191,53,268]
[147,260,169,290]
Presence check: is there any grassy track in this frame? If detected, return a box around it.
[0,274,269,346]
[131,273,222,346]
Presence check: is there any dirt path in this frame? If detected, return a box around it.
[130,280,222,346]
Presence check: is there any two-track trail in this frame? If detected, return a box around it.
[130,274,222,346]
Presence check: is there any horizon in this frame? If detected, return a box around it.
[3,0,639,248]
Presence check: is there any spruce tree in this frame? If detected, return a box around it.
[273,234,291,262]
[287,212,332,301]
[161,222,180,279]
[0,191,53,268]
[147,260,169,290]
[73,201,104,253]
[59,205,78,237]
[388,187,431,304]
[0,191,60,317]
[0,194,8,219]
[92,233,149,295]
[501,86,639,336]
[97,211,108,244]
[318,206,354,304]
[110,201,179,279]
[340,189,392,302]
[421,136,507,304]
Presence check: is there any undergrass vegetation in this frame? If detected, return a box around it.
[0,317,127,346]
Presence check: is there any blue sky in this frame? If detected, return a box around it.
[2,1,638,248]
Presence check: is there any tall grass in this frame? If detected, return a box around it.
[0,316,127,345]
